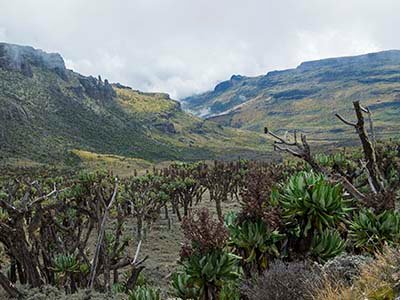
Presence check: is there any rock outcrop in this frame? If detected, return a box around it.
[0,43,67,79]
[78,75,116,101]
[153,122,177,134]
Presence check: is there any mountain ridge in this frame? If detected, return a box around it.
[183,49,400,117]
[182,50,400,143]
[0,42,272,166]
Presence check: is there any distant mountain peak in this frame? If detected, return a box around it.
[0,42,66,78]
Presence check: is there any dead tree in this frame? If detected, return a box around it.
[0,180,59,289]
[265,101,387,206]
[335,101,384,193]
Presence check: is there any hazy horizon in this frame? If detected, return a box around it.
[2,0,399,99]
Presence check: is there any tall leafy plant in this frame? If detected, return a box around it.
[277,171,351,237]
[226,216,284,276]
[171,209,240,300]
[225,163,285,276]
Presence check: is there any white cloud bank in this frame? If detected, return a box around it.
[0,0,398,98]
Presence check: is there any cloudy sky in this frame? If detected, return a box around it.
[1,0,398,99]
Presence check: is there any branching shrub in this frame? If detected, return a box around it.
[123,174,169,239]
[0,171,146,297]
[237,162,283,226]
[180,208,228,257]
[202,161,241,221]
[162,162,207,219]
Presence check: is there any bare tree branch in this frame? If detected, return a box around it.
[335,113,357,127]
[265,127,296,145]
[265,126,366,201]
[362,105,376,147]
[360,159,378,194]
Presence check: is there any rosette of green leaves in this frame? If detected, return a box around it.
[128,286,161,300]
[171,272,199,299]
[181,250,241,297]
[311,229,346,262]
[278,171,351,237]
[349,208,400,253]
[227,216,284,271]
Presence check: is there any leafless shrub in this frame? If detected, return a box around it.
[180,208,228,258]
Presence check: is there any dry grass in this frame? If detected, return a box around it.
[312,278,353,300]
[115,87,176,114]
[313,247,400,300]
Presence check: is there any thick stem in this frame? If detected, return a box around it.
[137,218,143,241]
[9,258,17,283]
[183,201,189,217]
[215,198,223,222]
[164,205,171,230]
[125,266,145,292]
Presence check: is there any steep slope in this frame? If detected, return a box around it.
[0,43,271,165]
[183,51,400,143]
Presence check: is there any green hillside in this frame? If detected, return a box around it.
[0,43,271,166]
[183,51,400,143]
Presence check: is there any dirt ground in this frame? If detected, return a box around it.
[135,191,241,291]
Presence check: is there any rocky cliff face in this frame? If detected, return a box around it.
[0,43,67,78]
[78,75,116,101]
[0,43,118,101]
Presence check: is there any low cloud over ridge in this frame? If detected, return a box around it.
[1,0,397,99]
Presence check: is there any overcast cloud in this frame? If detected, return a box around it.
[1,0,398,99]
